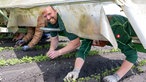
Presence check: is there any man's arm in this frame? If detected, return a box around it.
[58,37,80,55]
[74,58,84,70]
[73,39,92,70]
[64,58,84,81]
[46,36,59,57]
[64,39,92,81]
[49,36,59,51]
[47,37,80,59]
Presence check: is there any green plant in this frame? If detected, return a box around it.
[0,47,4,52]
[135,67,144,73]
[33,55,49,62]
[0,59,7,66]
[21,56,33,63]
[44,44,50,49]
[138,60,146,66]
[0,47,15,52]
[0,33,13,39]
[88,50,99,56]
[77,67,120,81]
[61,52,76,58]
[0,54,51,66]
[6,58,21,65]
[110,48,120,52]
[35,45,43,50]
[15,46,22,51]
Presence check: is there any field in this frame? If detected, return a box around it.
[0,34,146,82]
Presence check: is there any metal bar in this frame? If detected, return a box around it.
[40,27,60,32]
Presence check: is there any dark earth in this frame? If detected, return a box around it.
[0,37,146,82]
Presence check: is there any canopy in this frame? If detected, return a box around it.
[0,0,113,8]
[0,0,146,49]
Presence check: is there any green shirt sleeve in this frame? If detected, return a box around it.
[76,39,92,60]
[64,32,78,41]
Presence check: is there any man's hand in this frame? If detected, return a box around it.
[103,74,120,82]
[46,50,61,59]
[22,45,31,51]
[64,68,80,82]
[14,39,25,47]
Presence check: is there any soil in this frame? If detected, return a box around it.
[0,38,146,82]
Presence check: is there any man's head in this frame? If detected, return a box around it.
[43,6,57,24]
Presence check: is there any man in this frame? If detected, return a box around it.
[64,15,138,82]
[43,6,92,80]
[14,15,47,51]
[43,6,90,59]
[43,6,80,59]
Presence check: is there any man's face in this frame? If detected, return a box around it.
[43,7,57,24]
